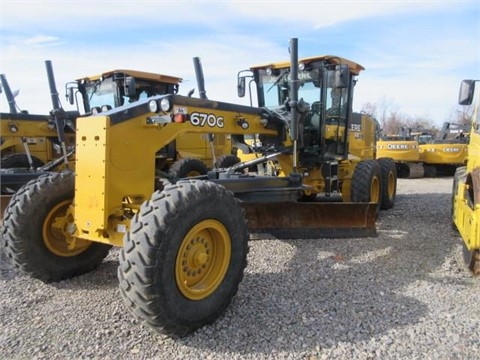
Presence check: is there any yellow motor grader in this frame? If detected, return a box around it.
[235,59,396,210]
[452,79,480,274]
[2,38,380,338]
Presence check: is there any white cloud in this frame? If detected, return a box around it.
[24,35,61,46]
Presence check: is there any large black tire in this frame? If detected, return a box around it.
[377,157,397,210]
[168,158,208,179]
[451,166,466,230]
[215,154,240,168]
[118,180,249,338]
[1,171,112,283]
[351,160,382,215]
[1,153,45,169]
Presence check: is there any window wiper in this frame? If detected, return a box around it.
[267,70,289,93]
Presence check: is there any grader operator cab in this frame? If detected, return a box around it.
[452,79,480,274]
[2,38,380,338]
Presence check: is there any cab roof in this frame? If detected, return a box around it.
[76,69,182,84]
[250,55,364,75]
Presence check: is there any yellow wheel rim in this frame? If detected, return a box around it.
[370,176,380,203]
[175,219,232,300]
[42,200,91,257]
[386,171,395,200]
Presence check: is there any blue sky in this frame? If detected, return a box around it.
[0,0,479,126]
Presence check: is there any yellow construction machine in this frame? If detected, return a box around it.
[418,122,468,177]
[452,79,480,274]
[2,38,380,337]
[376,130,424,178]
[235,59,396,210]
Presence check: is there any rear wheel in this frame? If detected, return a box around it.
[118,180,249,338]
[1,171,111,282]
[168,158,208,179]
[377,157,397,210]
[351,160,382,215]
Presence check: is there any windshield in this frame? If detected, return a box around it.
[84,77,117,111]
[259,69,348,118]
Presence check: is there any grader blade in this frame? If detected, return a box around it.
[242,201,377,239]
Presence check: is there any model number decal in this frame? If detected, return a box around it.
[190,112,224,128]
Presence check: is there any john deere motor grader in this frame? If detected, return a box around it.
[452,79,480,274]
[235,58,396,210]
[2,38,379,337]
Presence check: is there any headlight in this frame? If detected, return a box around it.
[160,98,172,112]
[148,100,158,113]
[298,62,305,71]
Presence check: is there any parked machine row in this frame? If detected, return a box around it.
[377,123,468,179]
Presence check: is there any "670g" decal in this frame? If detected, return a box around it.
[190,112,224,128]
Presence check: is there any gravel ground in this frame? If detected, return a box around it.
[1,177,480,360]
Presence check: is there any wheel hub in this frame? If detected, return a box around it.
[176,219,231,300]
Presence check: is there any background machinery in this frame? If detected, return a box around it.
[452,79,480,274]
[376,129,424,178]
[377,123,468,179]
[2,38,384,338]
[418,122,468,177]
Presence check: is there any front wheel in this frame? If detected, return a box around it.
[351,160,382,215]
[1,171,111,282]
[118,179,249,338]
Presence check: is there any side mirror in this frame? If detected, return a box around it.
[67,86,75,105]
[459,80,475,105]
[237,76,246,98]
[334,64,350,88]
[124,76,136,97]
